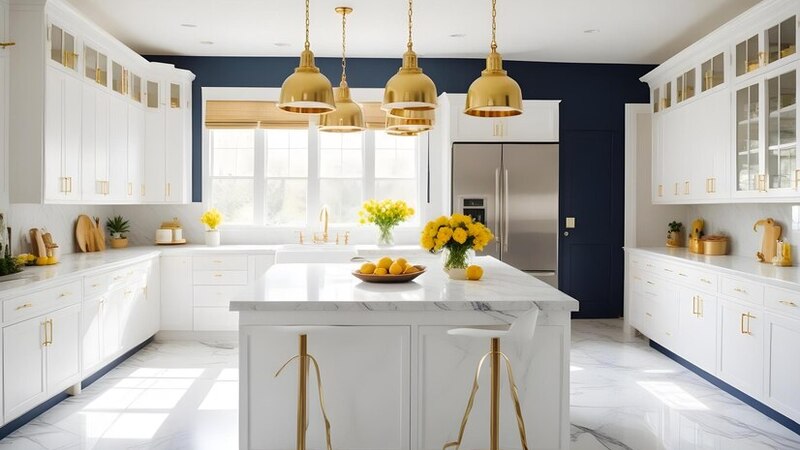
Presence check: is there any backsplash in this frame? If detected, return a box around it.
[685,204,800,258]
[7,204,114,255]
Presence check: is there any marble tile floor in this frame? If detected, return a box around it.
[1,320,799,449]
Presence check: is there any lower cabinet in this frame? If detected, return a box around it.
[3,303,81,421]
[242,326,410,450]
[718,298,763,396]
[764,313,800,422]
[676,287,717,373]
[160,256,193,330]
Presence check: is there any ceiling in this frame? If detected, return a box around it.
[64,0,762,64]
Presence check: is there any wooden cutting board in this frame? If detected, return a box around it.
[94,217,106,251]
[75,215,94,252]
[29,228,47,257]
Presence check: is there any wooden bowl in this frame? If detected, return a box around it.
[352,265,426,283]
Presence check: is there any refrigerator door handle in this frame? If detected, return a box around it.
[495,168,501,243]
[504,169,510,253]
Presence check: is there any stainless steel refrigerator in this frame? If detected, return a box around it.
[452,143,559,288]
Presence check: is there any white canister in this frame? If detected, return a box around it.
[173,228,183,241]
[155,229,173,243]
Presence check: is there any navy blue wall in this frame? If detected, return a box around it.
[144,55,655,203]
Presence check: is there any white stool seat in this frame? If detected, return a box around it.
[447,327,510,338]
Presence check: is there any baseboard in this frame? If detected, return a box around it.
[0,335,155,441]
[649,340,800,436]
[155,330,238,342]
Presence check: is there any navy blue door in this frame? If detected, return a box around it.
[559,130,623,318]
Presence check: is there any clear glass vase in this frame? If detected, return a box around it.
[377,225,394,247]
[442,246,473,279]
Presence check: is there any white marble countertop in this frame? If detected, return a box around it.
[0,248,161,299]
[230,256,579,313]
[155,244,281,256]
[627,247,800,290]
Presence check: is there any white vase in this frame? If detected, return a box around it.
[446,268,468,280]
[205,230,221,247]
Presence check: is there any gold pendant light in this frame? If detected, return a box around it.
[464,0,523,117]
[385,109,434,135]
[382,0,437,116]
[278,0,336,115]
[319,7,365,133]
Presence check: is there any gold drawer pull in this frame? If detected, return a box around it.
[213,274,223,278]
[645,312,653,317]
[91,283,100,288]
[0,42,16,48]
[779,300,798,307]
[646,281,655,285]
[664,268,674,273]
[733,287,748,294]
[700,278,712,284]
[59,292,72,298]
[678,272,688,277]
[15,303,33,310]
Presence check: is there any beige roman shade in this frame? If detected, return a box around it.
[205,100,390,130]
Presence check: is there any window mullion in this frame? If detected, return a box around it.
[364,131,376,200]
[307,125,320,227]
[254,129,266,225]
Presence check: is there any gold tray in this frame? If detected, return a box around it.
[156,239,187,245]
[353,265,426,283]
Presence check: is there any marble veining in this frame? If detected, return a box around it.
[1,321,799,449]
[230,257,580,313]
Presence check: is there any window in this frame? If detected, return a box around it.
[208,127,422,227]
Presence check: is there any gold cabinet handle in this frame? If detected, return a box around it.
[48,319,54,345]
[795,170,800,190]
[740,312,755,335]
[0,42,16,48]
[779,300,798,307]
[16,303,33,311]
[733,287,748,294]
[700,278,712,284]
[740,313,747,334]
[41,321,48,347]
[658,184,663,197]
[213,273,223,278]
[663,268,674,273]
[678,272,688,277]
[58,292,71,298]
[646,281,655,285]
[645,312,653,317]
[692,296,698,316]
[128,182,133,196]
[674,183,679,196]
[684,181,690,195]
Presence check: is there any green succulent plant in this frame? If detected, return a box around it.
[106,215,131,238]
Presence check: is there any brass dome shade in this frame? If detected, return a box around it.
[382,0,437,115]
[385,109,434,134]
[464,0,523,117]
[278,0,336,115]
[319,6,365,133]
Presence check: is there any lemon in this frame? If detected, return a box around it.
[374,267,388,275]
[377,257,393,270]
[395,257,408,268]
[47,256,59,265]
[36,256,49,266]
[403,265,419,274]
[466,265,484,281]
[389,262,405,275]
[27,254,36,262]
[360,262,377,274]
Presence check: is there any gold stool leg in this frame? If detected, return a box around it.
[275,334,334,450]
[490,338,500,450]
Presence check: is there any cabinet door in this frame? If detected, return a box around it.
[81,296,103,374]
[81,87,110,201]
[46,304,81,393]
[764,313,800,422]
[734,83,763,196]
[164,87,185,203]
[108,96,128,202]
[143,86,165,202]
[677,287,717,373]
[160,256,193,330]
[719,299,763,396]
[651,114,665,202]
[765,69,797,195]
[3,317,46,421]
[120,283,151,348]
[44,69,64,201]
[126,106,144,202]
[698,90,731,199]
[63,74,82,201]
[101,291,122,359]
[243,326,410,450]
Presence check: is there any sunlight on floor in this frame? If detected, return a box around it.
[637,380,709,411]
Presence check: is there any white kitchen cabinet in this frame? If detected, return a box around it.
[243,325,410,450]
[45,303,81,393]
[101,291,122,359]
[44,66,82,202]
[160,256,193,330]
[81,295,103,373]
[81,85,110,201]
[108,95,128,201]
[0,0,8,212]
[143,79,165,202]
[718,298,764,396]
[448,94,559,142]
[126,105,144,202]
[3,315,47,421]
[677,287,717,373]
[764,312,800,422]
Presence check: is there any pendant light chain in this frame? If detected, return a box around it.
[304,0,311,50]
[407,0,414,51]
[341,9,347,82]
[491,0,497,51]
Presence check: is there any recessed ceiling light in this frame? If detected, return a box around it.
[200,40,214,45]
[180,23,197,28]
[584,29,600,34]
[273,42,291,47]
[449,33,466,38]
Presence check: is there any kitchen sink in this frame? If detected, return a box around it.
[275,244,358,263]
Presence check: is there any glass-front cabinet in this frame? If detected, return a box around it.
[130,73,142,103]
[701,53,725,91]
[111,61,127,95]
[83,45,108,87]
[736,34,761,76]
[736,83,762,192]
[766,70,797,190]
[677,68,696,103]
[736,15,797,78]
[49,24,77,71]
[767,16,796,64]
[170,83,181,108]
[146,80,159,108]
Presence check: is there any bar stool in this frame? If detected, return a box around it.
[275,333,333,450]
[442,308,540,450]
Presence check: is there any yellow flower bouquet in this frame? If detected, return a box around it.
[358,199,415,246]
[200,208,223,230]
[420,214,493,270]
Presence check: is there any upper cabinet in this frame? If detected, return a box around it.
[643,0,798,204]
[444,93,560,143]
[8,0,194,205]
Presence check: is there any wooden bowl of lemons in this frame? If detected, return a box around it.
[353,257,426,283]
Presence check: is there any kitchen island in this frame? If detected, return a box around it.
[231,256,579,450]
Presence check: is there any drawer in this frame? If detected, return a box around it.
[193,307,238,331]
[84,272,110,298]
[765,285,800,320]
[721,276,764,305]
[193,270,249,286]
[194,285,246,307]
[3,280,82,323]
[193,256,248,272]
[674,265,718,292]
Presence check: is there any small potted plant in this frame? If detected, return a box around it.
[200,208,223,246]
[666,221,683,248]
[106,215,130,249]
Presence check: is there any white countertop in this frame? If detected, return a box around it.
[230,256,579,313]
[627,247,800,290]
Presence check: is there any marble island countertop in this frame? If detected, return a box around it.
[230,256,580,313]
